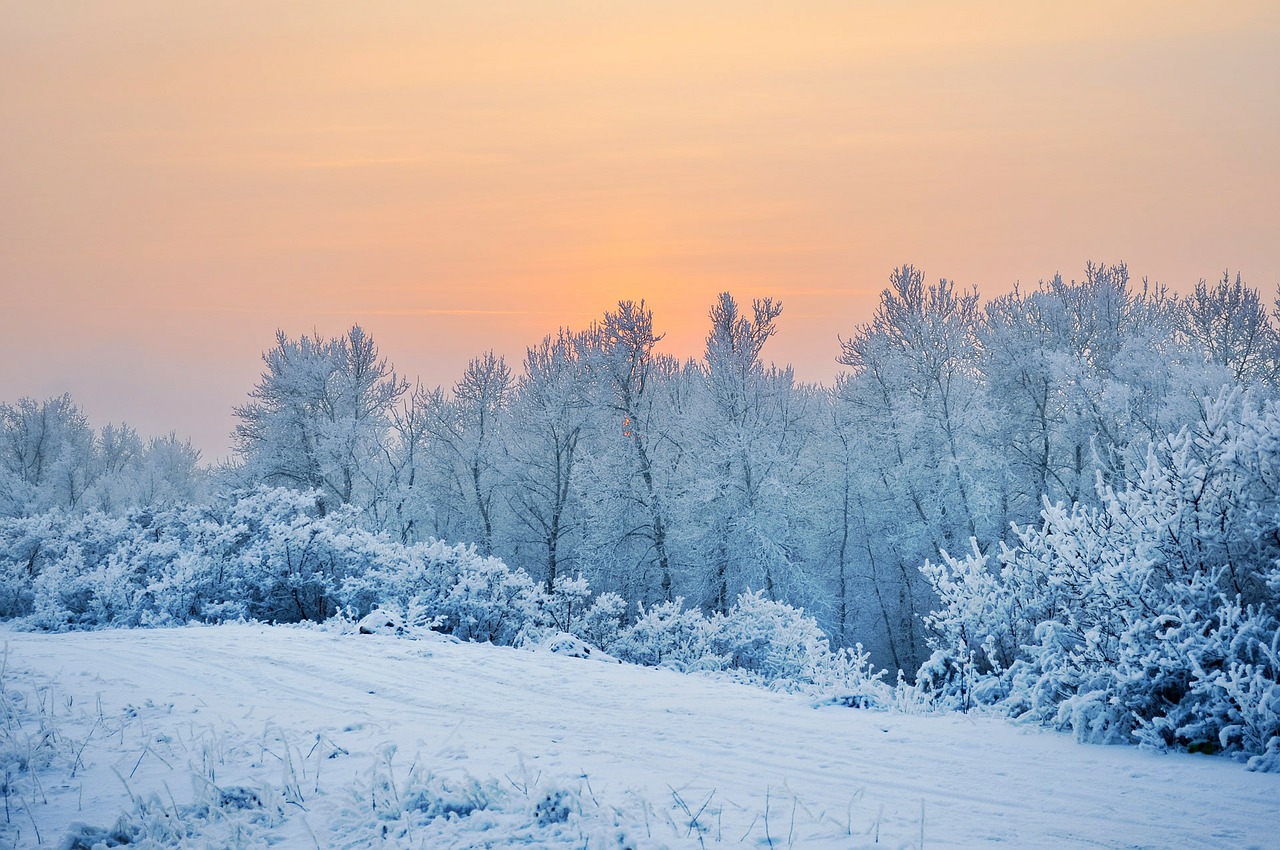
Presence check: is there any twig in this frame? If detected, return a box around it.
[130,742,172,778]
[691,790,715,830]
[298,813,323,850]
[764,786,774,849]
[739,813,759,843]
[15,786,40,846]
[111,766,139,808]
[581,772,599,807]
[70,715,101,778]
[846,787,864,836]
[668,785,712,849]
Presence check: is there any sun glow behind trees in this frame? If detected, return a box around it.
[2,2,1278,458]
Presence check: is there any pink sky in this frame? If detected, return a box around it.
[2,1,1278,460]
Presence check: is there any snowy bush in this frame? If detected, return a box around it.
[712,590,832,684]
[21,511,143,630]
[5,488,375,628]
[337,536,542,644]
[541,574,592,633]
[0,488,546,641]
[921,391,1280,767]
[571,591,628,652]
[608,591,870,690]
[811,642,894,709]
[439,556,541,644]
[912,648,989,713]
[611,598,724,671]
[0,513,55,618]
[0,485,893,709]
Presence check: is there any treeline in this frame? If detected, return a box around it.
[3,262,1279,766]
[1,395,1275,765]
[0,394,204,517]
[2,263,1277,676]
[222,263,1278,672]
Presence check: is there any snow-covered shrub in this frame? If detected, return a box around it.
[572,591,627,652]
[0,513,56,618]
[339,536,542,645]
[912,648,988,713]
[61,782,286,849]
[1132,596,1280,760]
[921,391,1280,766]
[12,488,386,628]
[1248,736,1280,773]
[23,511,143,630]
[607,591,897,692]
[921,533,1057,678]
[441,556,541,644]
[541,574,592,633]
[611,598,724,671]
[209,487,385,623]
[0,483,567,647]
[812,642,894,709]
[712,590,832,685]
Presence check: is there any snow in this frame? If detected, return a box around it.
[534,631,621,663]
[6,623,1277,849]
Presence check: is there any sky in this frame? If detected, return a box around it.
[2,1,1278,461]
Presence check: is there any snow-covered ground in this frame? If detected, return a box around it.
[5,624,1276,849]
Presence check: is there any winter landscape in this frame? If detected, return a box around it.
[3,3,1279,848]
[3,275,1280,847]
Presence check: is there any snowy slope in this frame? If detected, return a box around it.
[5,624,1277,849]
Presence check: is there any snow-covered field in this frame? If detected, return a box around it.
[4,624,1276,849]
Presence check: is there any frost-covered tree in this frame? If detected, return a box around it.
[447,352,512,555]
[132,434,205,507]
[381,354,516,551]
[691,293,811,613]
[1183,270,1279,386]
[812,378,876,648]
[0,394,96,516]
[88,428,204,514]
[580,301,682,601]
[370,382,433,543]
[506,331,592,593]
[233,325,406,513]
[836,267,998,670]
[0,396,204,519]
[983,264,1224,517]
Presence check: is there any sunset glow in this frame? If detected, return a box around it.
[3,1,1277,457]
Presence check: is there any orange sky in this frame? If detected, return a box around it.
[2,1,1278,460]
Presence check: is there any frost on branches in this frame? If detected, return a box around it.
[922,390,1280,769]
